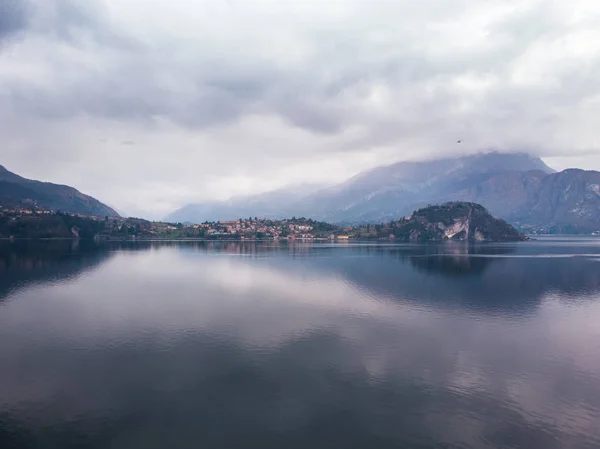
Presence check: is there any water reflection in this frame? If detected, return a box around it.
[3,240,600,312]
[1,240,600,449]
[406,243,515,276]
[0,240,116,301]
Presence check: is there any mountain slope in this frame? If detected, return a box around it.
[165,183,326,223]
[167,152,555,224]
[165,151,600,232]
[292,152,555,223]
[0,165,119,217]
[511,169,600,232]
[407,169,549,221]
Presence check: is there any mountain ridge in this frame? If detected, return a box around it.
[166,183,327,223]
[166,152,557,224]
[0,165,119,217]
[292,152,556,223]
[166,151,600,233]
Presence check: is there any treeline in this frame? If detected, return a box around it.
[0,213,156,239]
[0,212,106,239]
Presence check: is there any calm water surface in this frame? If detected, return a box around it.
[1,238,600,448]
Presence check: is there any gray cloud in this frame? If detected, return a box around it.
[1,0,600,218]
[5,0,597,137]
[0,0,29,41]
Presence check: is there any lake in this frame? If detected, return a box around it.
[1,238,600,449]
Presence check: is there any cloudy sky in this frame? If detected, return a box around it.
[1,0,599,218]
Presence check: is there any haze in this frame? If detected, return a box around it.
[1,0,599,219]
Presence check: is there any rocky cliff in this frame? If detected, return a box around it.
[392,202,526,242]
[511,169,600,233]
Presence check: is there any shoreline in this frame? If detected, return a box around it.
[1,237,540,243]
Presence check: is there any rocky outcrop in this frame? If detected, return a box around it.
[392,202,526,242]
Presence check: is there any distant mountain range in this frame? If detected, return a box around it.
[0,165,119,217]
[167,152,600,233]
[168,183,327,224]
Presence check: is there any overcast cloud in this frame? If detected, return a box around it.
[1,0,599,218]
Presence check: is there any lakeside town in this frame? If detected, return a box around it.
[0,206,357,240]
[0,204,428,241]
[1,204,596,241]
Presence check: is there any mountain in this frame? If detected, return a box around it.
[0,165,119,217]
[430,169,549,220]
[166,151,600,232]
[167,152,555,224]
[166,183,326,223]
[510,169,600,233]
[390,202,525,242]
[291,152,555,223]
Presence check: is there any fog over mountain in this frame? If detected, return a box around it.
[167,151,600,232]
[1,0,600,219]
[167,183,327,224]
[166,152,545,222]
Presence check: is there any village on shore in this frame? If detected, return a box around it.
[0,202,531,242]
[0,207,366,240]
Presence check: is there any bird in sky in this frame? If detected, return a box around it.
[457,140,461,143]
